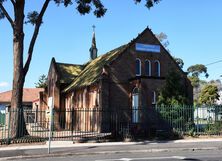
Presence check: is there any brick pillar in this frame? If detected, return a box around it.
[100,76,110,133]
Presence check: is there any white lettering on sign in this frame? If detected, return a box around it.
[136,43,160,53]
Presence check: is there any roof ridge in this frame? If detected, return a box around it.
[62,28,153,93]
[62,45,128,93]
[74,45,125,77]
[0,88,43,94]
[56,62,83,66]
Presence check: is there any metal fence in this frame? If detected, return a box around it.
[155,105,222,136]
[0,106,222,145]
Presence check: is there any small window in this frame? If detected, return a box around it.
[152,91,156,105]
[154,60,160,77]
[132,87,139,123]
[136,58,141,76]
[96,91,100,107]
[145,60,151,76]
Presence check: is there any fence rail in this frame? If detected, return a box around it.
[0,105,222,145]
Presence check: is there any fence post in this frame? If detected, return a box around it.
[48,107,54,154]
[196,106,199,134]
[71,108,74,141]
[7,109,10,145]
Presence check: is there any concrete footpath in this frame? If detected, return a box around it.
[0,138,222,160]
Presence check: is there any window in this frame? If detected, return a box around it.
[154,60,160,77]
[136,58,141,76]
[132,87,139,123]
[89,91,97,107]
[151,91,156,105]
[96,91,100,107]
[83,89,87,108]
[145,60,151,76]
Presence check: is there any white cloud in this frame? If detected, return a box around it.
[0,82,9,87]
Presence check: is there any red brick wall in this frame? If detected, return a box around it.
[106,29,193,110]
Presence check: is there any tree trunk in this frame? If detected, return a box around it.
[10,0,28,138]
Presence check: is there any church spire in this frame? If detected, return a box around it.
[89,25,98,60]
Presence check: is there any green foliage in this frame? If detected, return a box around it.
[0,112,5,126]
[135,0,161,8]
[53,0,160,18]
[187,64,209,78]
[199,84,220,105]
[173,57,184,69]
[25,11,40,25]
[35,74,47,88]
[188,76,200,88]
[157,69,188,106]
[205,121,222,134]
[156,105,194,136]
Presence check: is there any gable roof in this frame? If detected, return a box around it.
[63,45,128,92]
[56,62,83,84]
[62,27,188,93]
[0,88,44,104]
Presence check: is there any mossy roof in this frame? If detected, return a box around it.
[63,45,128,92]
[56,63,83,84]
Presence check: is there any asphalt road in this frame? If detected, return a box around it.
[15,149,222,161]
[1,140,222,161]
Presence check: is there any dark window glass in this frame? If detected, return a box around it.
[136,59,141,76]
[145,60,151,76]
[154,61,160,77]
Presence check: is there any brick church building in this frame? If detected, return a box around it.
[38,27,193,134]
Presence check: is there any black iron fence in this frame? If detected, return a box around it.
[0,105,222,145]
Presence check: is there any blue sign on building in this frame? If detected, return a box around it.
[136,43,160,53]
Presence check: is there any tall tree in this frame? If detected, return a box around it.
[156,32,184,69]
[0,0,160,138]
[187,64,209,105]
[35,74,47,88]
[187,64,209,78]
[157,69,188,106]
[199,84,220,105]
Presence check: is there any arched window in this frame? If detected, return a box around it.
[154,60,160,77]
[145,60,151,76]
[151,91,156,105]
[135,58,141,76]
[132,87,139,123]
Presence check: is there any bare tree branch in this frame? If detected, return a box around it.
[0,3,14,27]
[10,0,15,7]
[23,0,50,76]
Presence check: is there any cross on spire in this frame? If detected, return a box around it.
[92,25,96,33]
[89,25,98,60]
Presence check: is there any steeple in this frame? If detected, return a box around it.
[89,25,98,60]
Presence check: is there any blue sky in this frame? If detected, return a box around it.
[0,0,222,92]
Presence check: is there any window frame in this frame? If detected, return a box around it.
[145,59,151,76]
[154,60,161,77]
[132,87,139,123]
[151,91,156,105]
[135,58,142,76]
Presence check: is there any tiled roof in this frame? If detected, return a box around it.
[56,63,83,84]
[63,45,128,92]
[0,88,44,103]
